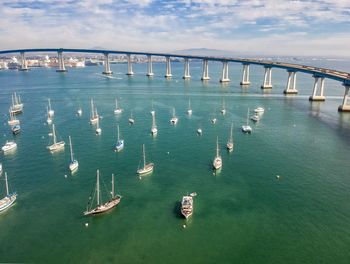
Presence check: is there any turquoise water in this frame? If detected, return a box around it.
[0,61,350,263]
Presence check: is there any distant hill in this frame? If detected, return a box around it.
[173,48,235,57]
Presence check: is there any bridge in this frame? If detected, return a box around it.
[1,48,350,112]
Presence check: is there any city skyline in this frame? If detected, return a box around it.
[0,0,350,57]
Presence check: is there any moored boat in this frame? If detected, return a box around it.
[89,99,99,124]
[170,108,178,125]
[11,124,21,135]
[213,137,222,170]
[68,135,78,172]
[10,92,23,115]
[115,125,124,152]
[151,113,157,136]
[242,108,252,134]
[114,98,123,114]
[254,107,265,114]
[137,144,154,175]
[181,195,193,219]
[0,172,17,212]
[2,141,17,153]
[8,108,20,126]
[226,123,234,152]
[47,124,65,151]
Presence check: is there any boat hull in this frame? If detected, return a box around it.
[84,196,121,216]
[48,141,65,152]
[137,163,154,175]
[115,140,124,152]
[181,196,193,219]
[0,193,17,212]
[69,160,79,172]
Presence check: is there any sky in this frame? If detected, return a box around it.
[0,0,350,57]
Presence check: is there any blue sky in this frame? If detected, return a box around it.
[1,0,350,56]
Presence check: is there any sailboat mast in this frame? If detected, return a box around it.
[14,92,18,105]
[52,124,57,144]
[12,94,14,107]
[216,137,219,157]
[5,172,9,196]
[152,114,156,127]
[69,136,74,161]
[115,98,118,109]
[90,99,94,118]
[117,125,120,141]
[188,99,191,109]
[96,170,100,205]
[48,99,51,111]
[111,174,115,198]
[230,123,233,143]
[246,108,249,125]
[173,107,175,117]
[143,144,146,168]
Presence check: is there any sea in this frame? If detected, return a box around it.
[0,59,350,263]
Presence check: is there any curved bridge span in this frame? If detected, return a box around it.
[1,48,350,112]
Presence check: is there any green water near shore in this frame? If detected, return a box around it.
[0,61,350,263]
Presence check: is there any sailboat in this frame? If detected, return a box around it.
[114,98,123,114]
[115,125,124,152]
[137,144,154,175]
[47,98,54,118]
[84,171,121,216]
[95,117,102,135]
[187,99,192,115]
[128,111,135,124]
[220,98,226,115]
[242,108,252,134]
[46,106,52,124]
[151,113,158,136]
[170,108,178,125]
[213,137,222,170]
[68,135,79,172]
[226,123,234,152]
[90,99,99,124]
[10,92,23,115]
[2,141,17,153]
[47,124,65,151]
[0,172,17,212]
[8,108,20,126]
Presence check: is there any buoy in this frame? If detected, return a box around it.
[85,223,89,227]
[139,176,141,180]
[183,224,186,228]
[276,175,280,179]
[64,175,67,178]
[167,152,170,154]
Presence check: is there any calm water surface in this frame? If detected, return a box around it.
[0,61,350,263]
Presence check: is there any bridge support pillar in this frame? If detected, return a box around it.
[201,59,210,81]
[19,52,29,71]
[102,53,112,75]
[220,61,230,82]
[183,58,191,79]
[165,56,172,78]
[338,85,350,112]
[146,55,153,77]
[240,64,250,85]
[309,76,326,101]
[56,51,67,72]
[126,54,134,75]
[283,71,298,95]
[261,67,272,89]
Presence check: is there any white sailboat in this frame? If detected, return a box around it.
[220,98,226,115]
[128,111,135,124]
[254,107,265,114]
[48,98,54,117]
[197,128,202,135]
[170,108,178,125]
[115,125,124,152]
[151,113,158,136]
[114,98,123,114]
[187,99,192,115]
[213,137,222,170]
[8,108,20,126]
[10,92,23,115]
[242,108,252,134]
[47,124,65,151]
[46,106,52,124]
[226,123,234,152]
[90,99,99,124]
[0,172,17,212]
[137,144,154,175]
[2,141,17,153]
[68,135,79,172]
[95,116,102,135]
[84,171,121,216]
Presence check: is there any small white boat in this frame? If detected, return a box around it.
[129,111,135,124]
[76,107,83,116]
[95,117,102,135]
[213,137,222,170]
[187,99,192,115]
[47,124,65,151]
[68,135,79,172]
[197,128,202,135]
[0,172,17,212]
[220,98,226,115]
[89,99,99,124]
[254,107,265,114]
[251,113,260,122]
[151,113,158,136]
[114,98,123,114]
[8,108,20,126]
[242,108,252,134]
[2,141,17,152]
[226,123,234,152]
[137,144,154,175]
[83,171,121,216]
[115,125,124,152]
[47,98,54,118]
[11,124,21,135]
[211,118,217,124]
[181,195,193,219]
[170,108,178,125]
